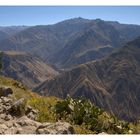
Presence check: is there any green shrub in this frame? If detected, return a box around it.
[27,96,59,123]
[54,97,103,125]
[54,96,133,134]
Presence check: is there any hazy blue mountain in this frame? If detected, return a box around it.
[0,18,140,69]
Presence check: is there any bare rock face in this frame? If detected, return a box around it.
[0,91,75,134]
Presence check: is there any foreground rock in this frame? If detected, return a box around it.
[36,122,75,134]
[0,116,75,134]
[0,92,75,134]
[0,86,13,97]
[0,116,40,134]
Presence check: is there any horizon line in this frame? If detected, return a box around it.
[0,17,140,27]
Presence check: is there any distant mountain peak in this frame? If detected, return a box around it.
[55,17,90,25]
[94,18,103,21]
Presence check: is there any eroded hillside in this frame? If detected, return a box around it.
[35,37,140,121]
[0,51,59,89]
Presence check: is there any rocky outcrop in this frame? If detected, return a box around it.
[36,122,75,134]
[0,92,75,134]
[0,86,13,97]
[0,116,75,134]
[25,105,38,120]
[0,116,40,134]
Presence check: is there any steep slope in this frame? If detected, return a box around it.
[0,76,137,134]
[50,19,140,68]
[108,21,140,42]
[0,26,28,36]
[0,76,76,134]
[0,31,9,41]
[0,18,140,69]
[50,19,117,68]
[34,37,140,121]
[0,51,58,89]
[0,18,91,60]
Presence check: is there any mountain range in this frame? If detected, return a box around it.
[0,51,58,89]
[1,18,140,69]
[34,37,140,121]
[0,17,140,122]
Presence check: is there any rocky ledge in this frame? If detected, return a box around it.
[0,86,75,134]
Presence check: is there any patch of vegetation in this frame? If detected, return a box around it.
[25,94,140,134]
[53,96,134,134]
[0,76,31,98]
[0,76,139,134]
[27,96,60,123]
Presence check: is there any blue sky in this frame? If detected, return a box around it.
[0,6,140,26]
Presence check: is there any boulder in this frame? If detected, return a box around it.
[0,116,41,134]
[4,114,13,121]
[25,105,38,120]
[0,87,13,97]
[0,97,12,114]
[1,97,12,105]
[36,122,75,134]
[0,124,8,134]
[16,116,41,127]
[0,114,6,120]
[27,112,36,120]
[14,116,41,134]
